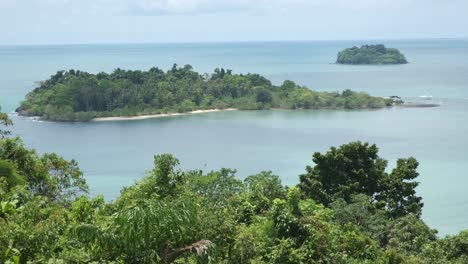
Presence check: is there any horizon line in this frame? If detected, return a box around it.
[1,36,467,47]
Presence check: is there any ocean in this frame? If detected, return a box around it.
[1,39,467,235]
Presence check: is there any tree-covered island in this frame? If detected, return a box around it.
[16,64,394,121]
[336,44,408,65]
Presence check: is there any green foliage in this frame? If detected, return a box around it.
[271,198,303,241]
[337,44,408,65]
[2,107,467,263]
[71,195,105,223]
[0,106,13,138]
[331,194,389,243]
[299,141,423,220]
[231,220,274,263]
[0,137,88,203]
[379,157,424,218]
[1,196,73,263]
[150,154,185,198]
[0,160,25,191]
[440,230,468,261]
[77,197,200,263]
[299,141,387,206]
[255,89,273,105]
[244,171,286,213]
[387,214,437,254]
[18,65,389,121]
[267,238,305,264]
[188,168,243,205]
[335,224,380,261]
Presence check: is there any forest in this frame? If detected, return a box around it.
[1,107,467,263]
[336,45,408,65]
[16,65,392,121]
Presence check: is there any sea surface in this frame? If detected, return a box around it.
[1,39,467,236]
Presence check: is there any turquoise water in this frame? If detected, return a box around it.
[1,39,467,235]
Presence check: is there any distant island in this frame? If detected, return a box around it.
[336,44,408,65]
[17,65,393,121]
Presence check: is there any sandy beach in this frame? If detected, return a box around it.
[92,108,237,122]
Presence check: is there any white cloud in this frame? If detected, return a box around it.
[127,0,285,15]
[0,0,416,17]
[1,0,466,45]
[128,0,243,14]
[125,0,413,15]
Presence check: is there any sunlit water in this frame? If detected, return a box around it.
[1,39,467,235]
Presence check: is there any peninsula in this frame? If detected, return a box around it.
[336,44,408,65]
[17,64,392,121]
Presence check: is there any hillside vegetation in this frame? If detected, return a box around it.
[1,110,467,263]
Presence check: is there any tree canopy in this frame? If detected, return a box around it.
[17,65,392,121]
[1,108,467,263]
[336,44,408,65]
[0,106,12,138]
[299,141,423,219]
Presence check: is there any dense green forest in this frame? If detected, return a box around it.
[17,65,392,121]
[336,45,408,65]
[1,108,467,263]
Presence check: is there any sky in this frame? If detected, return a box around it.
[1,0,468,45]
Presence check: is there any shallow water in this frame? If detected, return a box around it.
[1,39,467,235]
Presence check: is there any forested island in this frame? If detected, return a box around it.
[16,65,392,121]
[1,109,468,263]
[336,44,408,65]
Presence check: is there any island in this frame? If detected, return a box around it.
[336,44,408,65]
[16,64,393,121]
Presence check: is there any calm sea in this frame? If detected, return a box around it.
[1,39,467,235]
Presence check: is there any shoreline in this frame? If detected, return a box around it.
[91,108,238,122]
[15,103,439,123]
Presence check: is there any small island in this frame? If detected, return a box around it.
[17,64,393,121]
[336,44,408,65]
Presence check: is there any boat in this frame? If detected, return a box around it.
[385,95,404,104]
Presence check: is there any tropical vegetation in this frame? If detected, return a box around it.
[1,108,467,263]
[336,44,408,65]
[17,65,392,121]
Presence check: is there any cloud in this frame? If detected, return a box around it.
[0,0,416,17]
[126,0,302,15]
[127,0,251,15]
[1,0,466,45]
[125,0,414,15]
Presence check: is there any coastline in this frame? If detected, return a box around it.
[91,108,238,122]
[16,103,438,122]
